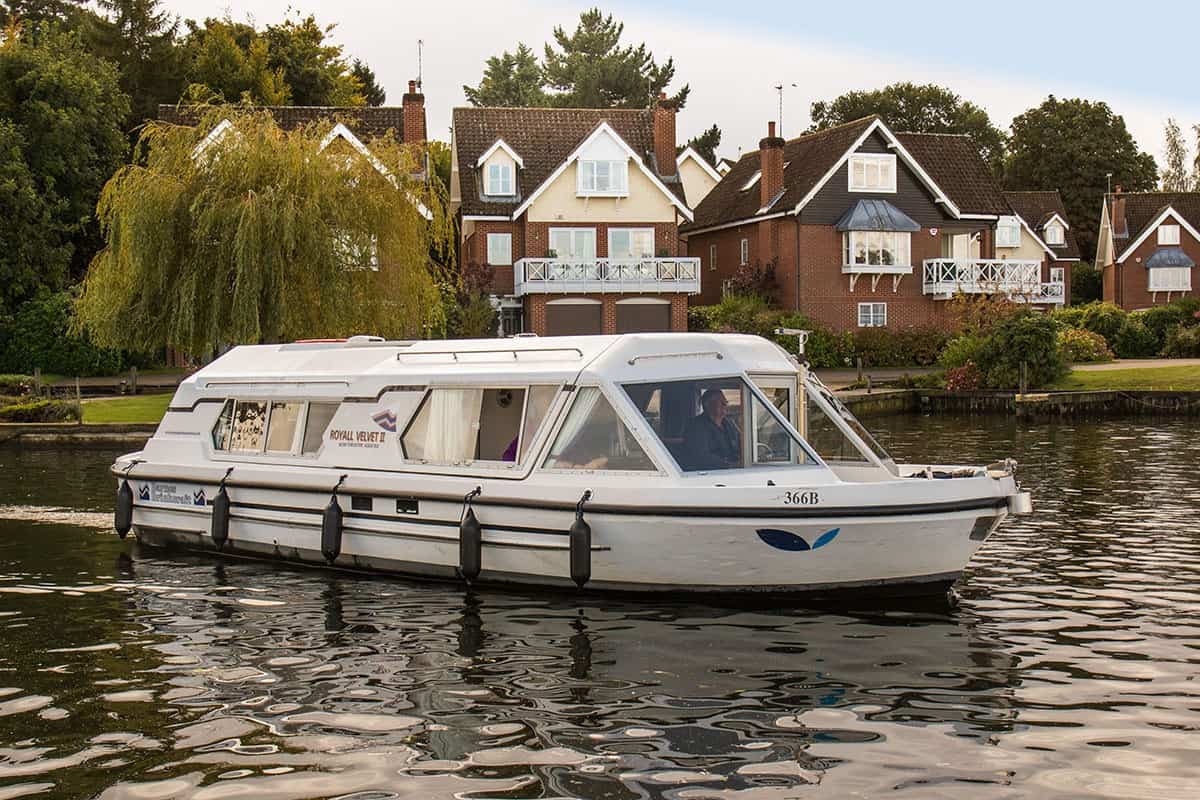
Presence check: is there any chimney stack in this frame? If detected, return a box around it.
[653,92,677,177]
[1111,185,1128,239]
[759,120,785,209]
[402,79,426,144]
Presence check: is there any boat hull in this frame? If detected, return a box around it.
[122,478,1007,596]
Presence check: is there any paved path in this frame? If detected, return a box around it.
[813,367,935,389]
[1073,359,1200,371]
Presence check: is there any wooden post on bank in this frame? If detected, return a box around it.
[33,367,42,396]
[75,377,82,425]
[130,366,138,396]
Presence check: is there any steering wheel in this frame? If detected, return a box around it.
[756,442,776,461]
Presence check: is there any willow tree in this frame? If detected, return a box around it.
[75,107,453,354]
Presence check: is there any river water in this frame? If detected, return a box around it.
[1,415,1198,799]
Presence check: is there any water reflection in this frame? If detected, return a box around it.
[0,416,1198,798]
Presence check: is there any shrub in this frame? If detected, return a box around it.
[0,292,156,377]
[1163,325,1200,358]
[724,261,779,301]
[0,375,33,396]
[974,310,1067,390]
[1070,262,1102,305]
[947,294,1020,335]
[1077,302,1127,345]
[1112,317,1160,359]
[771,311,853,369]
[1138,304,1189,346]
[708,293,778,338]
[945,362,982,392]
[1056,328,1113,363]
[1050,304,1088,329]
[688,305,719,332]
[0,398,81,423]
[939,334,986,370]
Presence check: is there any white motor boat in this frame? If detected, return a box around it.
[111,333,1031,597]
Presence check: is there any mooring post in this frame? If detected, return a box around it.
[130,366,138,396]
[33,367,42,396]
[75,377,82,425]
[856,357,863,384]
[1019,361,1028,396]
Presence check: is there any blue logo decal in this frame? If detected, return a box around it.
[137,484,151,501]
[372,408,397,432]
[756,527,840,552]
[193,489,206,506]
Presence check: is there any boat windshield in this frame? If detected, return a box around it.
[623,377,817,472]
[803,373,897,474]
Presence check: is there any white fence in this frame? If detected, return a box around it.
[923,259,1062,304]
[514,257,701,296]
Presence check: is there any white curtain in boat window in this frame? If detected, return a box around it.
[609,228,655,259]
[404,389,484,462]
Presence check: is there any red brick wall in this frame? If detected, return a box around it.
[464,221,523,295]
[1106,225,1199,309]
[654,99,677,177]
[523,221,679,258]
[795,224,953,331]
[401,83,425,144]
[523,292,690,335]
[685,223,761,304]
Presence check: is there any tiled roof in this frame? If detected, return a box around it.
[1003,190,1082,259]
[685,117,876,231]
[1107,192,1200,252]
[894,132,1009,215]
[684,117,1010,233]
[157,104,417,143]
[451,106,685,217]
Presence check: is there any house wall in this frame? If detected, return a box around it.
[678,157,718,207]
[525,293,689,335]
[526,161,679,223]
[1004,225,1051,263]
[1106,224,1199,309]
[463,220,524,295]
[522,221,679,258]
[685,222,764,305]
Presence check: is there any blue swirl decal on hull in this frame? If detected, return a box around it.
[757,528,840,551]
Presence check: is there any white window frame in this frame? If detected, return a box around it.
[709,243,717,272]
[1044,222,1065,245]
[996,216,1022,248]
[1050,266,1065,284]
[486,162,513,196]
[1158,224,1181,246]
[548,227,597,261]
[739,238,749,266]
[607,228,655,260]
[486,232,512,266]
[741,171,761,192]
[847,153,897,193]
[1148,266,1192,292]
[857,302,887,328]
[577,159,629,196]
[842,231,912,269]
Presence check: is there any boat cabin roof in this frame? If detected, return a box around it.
[174,333,800,406]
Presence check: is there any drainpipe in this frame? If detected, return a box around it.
[793,214,801,312]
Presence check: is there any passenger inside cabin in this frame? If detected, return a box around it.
[680,388,742,471]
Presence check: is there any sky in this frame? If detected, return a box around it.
[162,0,1200,167]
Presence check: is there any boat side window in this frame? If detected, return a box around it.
[477,388,527,461]
[265,402,304,453]
[302,403,339,454]
[542,387,654,471]
[804,376,896,472]
[229,401,268,453]
[624,378,814,471]
[212,400,234,450]
[402,387,549,466]
[519,386,558,461]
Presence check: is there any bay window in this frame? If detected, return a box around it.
[842,231,911,269]
[578,159,628,195]
[1148,267,1192,292]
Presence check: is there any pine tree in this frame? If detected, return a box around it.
[86,0,182,131]
[1161,118,1193,192]
[463,43,547,106]
[679,124,721,166]
[351,59,385,106]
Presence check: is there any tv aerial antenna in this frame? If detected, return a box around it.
[774,82,797,135]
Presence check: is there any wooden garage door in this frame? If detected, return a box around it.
[546,300,602,336]
[616,300,671,333]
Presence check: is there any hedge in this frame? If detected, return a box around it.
[0,397,81,423]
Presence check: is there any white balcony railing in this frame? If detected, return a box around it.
[922,259,1063,304]
[514,257,701,296]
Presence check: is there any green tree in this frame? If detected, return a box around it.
[85,0,183,130]
[1006,97,1158,261]
[351,58,385,106]
[262,13,363,106]
[1193,124,1200,190]
[0,121,66,309]
[0,0,86,28]
[1161,118,1193,191]
[542,9,687,108]
[463,43,547,106]
[75,108,454,353]
[0,28,129,292]
[808,82,1005,173]
[179,17,289,105]
[679,123,721,166]
[464,10,688,109]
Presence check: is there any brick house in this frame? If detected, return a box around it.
[450,99,699,336]
[681,116,1067,332]
[1000,191,1080,306]
[1096,190,1198,309]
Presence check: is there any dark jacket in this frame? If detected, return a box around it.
[680,414,740,471]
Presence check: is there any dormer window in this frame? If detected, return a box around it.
[1044,221,1065,245]
[741,171,761,191]
[578,159,628,195]
[848,154,896,193]
[1159,224,1181,246]
[996,216,1021,248]
[487,162,514,196]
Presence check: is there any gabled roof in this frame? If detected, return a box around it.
[836,199,920,232]
[1106,192,1200,260]
[159,104,420,143]
[452,106,687,218]
[676,146,721,182]
[683,116,1009,234]
[1003,190,1081,260]
[476,138,524,168]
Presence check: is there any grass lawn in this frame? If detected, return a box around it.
[82,393,172,424]
[1051,365,1200,392]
